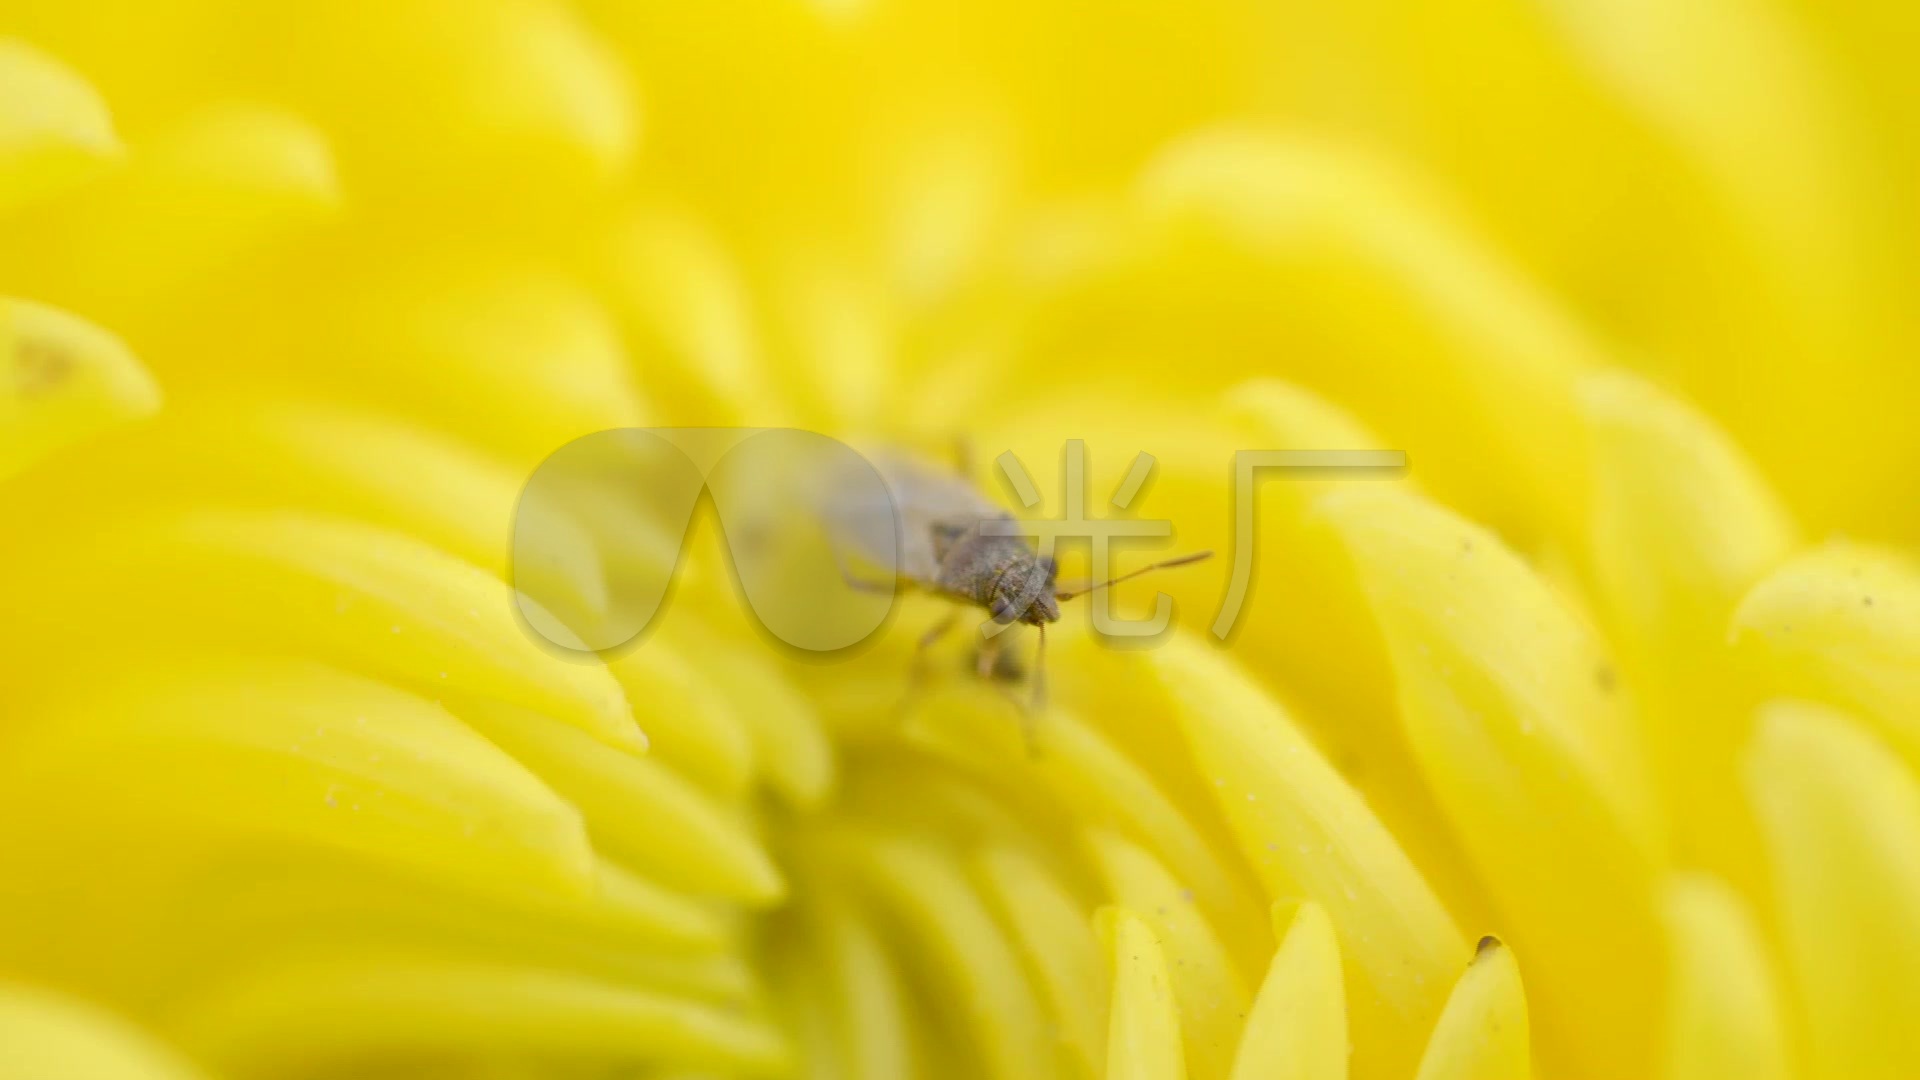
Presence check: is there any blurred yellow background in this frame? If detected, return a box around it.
[2,2,1918,1079]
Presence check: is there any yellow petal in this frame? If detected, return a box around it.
[1319,486,1663,1076]
[1547,0,1867,299]
[1732,543,1920,768]
[692,626,836,806]
[315,254,648,463]
[1151,636,1461,1080]
[0,297,158,482]
[1207,378,1483,925]
[3,102,339,318]
[281,0,638,198]
[453,698,784,904]
[607,639,756,798]
[1582,367,1799,655]
[592,952,758,1006]
[6,396,609,625]
[1229,901,1347,1080]
[1,826,744,1012]
[905,690,1268,964]
[19,508,641,751]
[1580,367,1796,881]
[1657,875,1793,1080]
[0,658,596,899]
[1745,700,1920,1080]
[1212,377,1408,712]
[770,927,853,1080]
[119,851,733,1002]
[759,251,893,429]
[1096,907,1187,1080]
[162,953,786,1079]
[873,111,1011,306]
[1413,938,1530,1080]
[836,830,1051,1080]
[237,400,608,622]
[0,981,205,1080]
[0,37,120,213]
[1543,0,1900,538]
[975,845,1106,1078]
[0,4,245,134]
[141,101,336,197]
[1087,831,1250,1080]
[587,858,730,952]
[803,891,917,1080]
[585,202,778,424]
[1132,129,1598,543]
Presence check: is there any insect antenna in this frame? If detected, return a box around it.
[1053,550,1213,601]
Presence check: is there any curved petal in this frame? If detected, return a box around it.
[1319,486,1663,1076]
[905,690,1267,963]
[0,982,205,1080]
[1097,907,1187,1080]
[1131,130,1600,543]
[1087,830,1250,1080]
[607,639,757,798]
[1412,937,1529,1080]
[279,0,639,196]
[453,698,783,904]
[1151,636,1462,1080]
[1733,543,1920,768]
[162,953,786,1079]
[0,298,158,483]
[15,508,642,752]
[1580,367,1797,883]
[836,830,1052,1080]
[807,891,919,1080]
[1746,700,1920,1080]
[3,102,339,320]
[1229,901,1347,1080]
[0,658,597,897]
[1657,874,1793,1080]
[0,38,120,213]
[975,844,1106,1078]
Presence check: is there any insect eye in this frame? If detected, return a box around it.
[989,596,1017,623]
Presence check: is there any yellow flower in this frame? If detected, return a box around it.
[2,3,1918,1079]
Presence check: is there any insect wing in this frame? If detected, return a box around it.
[876,452,1014,583]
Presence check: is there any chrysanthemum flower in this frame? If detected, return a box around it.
[3,3,1918,1079]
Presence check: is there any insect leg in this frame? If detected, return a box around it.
[915,610,961,670]
[975,629,1003,681]
[892,609,961,722]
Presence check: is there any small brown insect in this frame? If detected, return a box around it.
[827,443,1210,712]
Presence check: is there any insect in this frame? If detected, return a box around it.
[824,442,1210,713]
